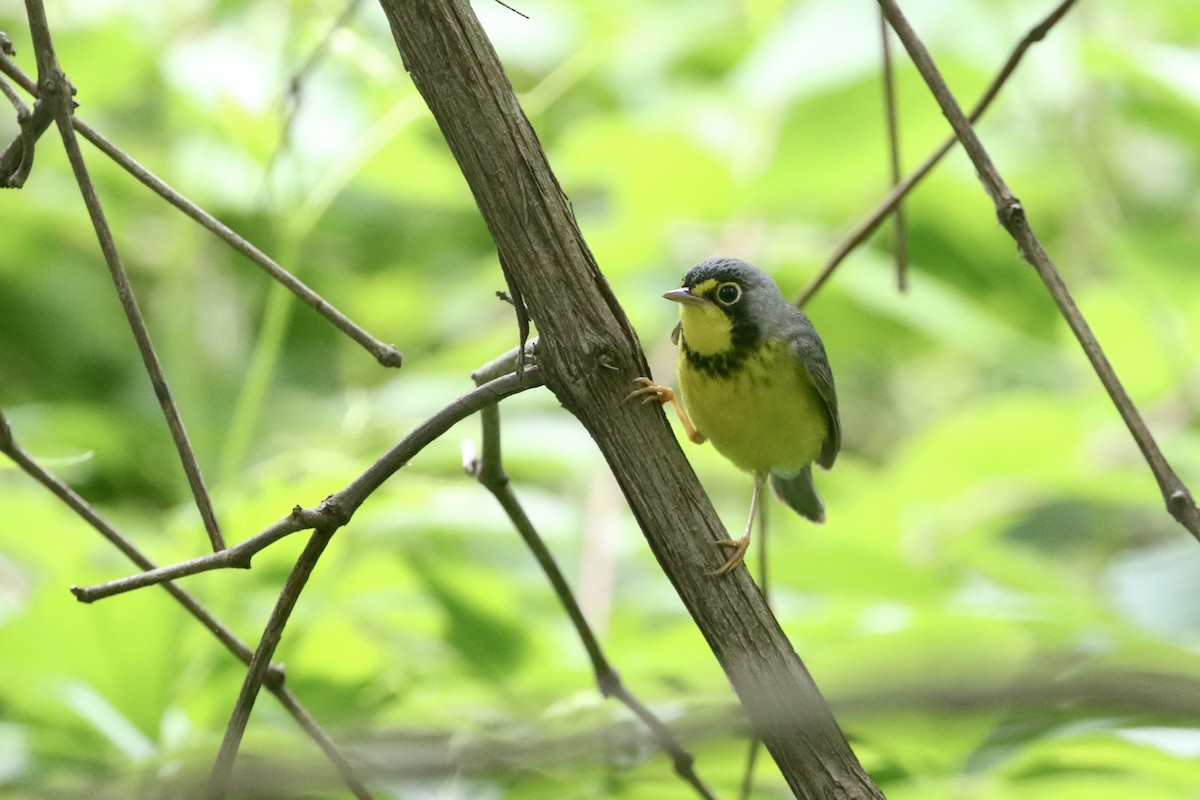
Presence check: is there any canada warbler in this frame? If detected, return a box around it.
[631,257,841,575]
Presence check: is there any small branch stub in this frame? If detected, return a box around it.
[998,199,1025,232]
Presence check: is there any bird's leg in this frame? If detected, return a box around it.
[627,377,705,444]
[709,472,765,576]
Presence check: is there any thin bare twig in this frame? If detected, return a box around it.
[0,47,403,368]
[206,364,544,798]
[70,511,316,602]
[471,337,538,383]
[72,365,546,602]
[78,117,403,368]
[796,0,1081,306]
[271,690,374,799]
[491,0,529,19]
[0,70,24,111]
[879,7,908,291]
[1,40,36,187]
[0,411,278,682]
[0,45,46,188]
[0,87,37,186]
[0,411,373,799]
[208,527,336,799]
[23,0,226,552]
[874,0,1200,539]
[464,352,717,800]
[13,363,540,793]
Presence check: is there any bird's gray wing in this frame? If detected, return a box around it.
[785,312,841,469]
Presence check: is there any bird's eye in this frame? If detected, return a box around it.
[715,282,742,306]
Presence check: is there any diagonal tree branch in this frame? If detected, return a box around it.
[208,526,336,799]
[0,410,373,799]
[23,0,225,552]
[465,347,718,800]
[875,0,1200,540]
[13,363,542,794]
[0,411,281,683]
[70,512,314,602]
[198,365,544,797]
[797,0,1080,307]
[377,1,885,797]
[0,47,403,368]
[71,365,547,602]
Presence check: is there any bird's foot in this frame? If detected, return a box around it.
[628,378,705,444]
[626,377,674,405]
[707,535,750,576]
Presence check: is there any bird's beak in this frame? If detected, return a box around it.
[663,287,708,306]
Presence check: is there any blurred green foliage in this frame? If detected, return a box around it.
[2,0,1199,797]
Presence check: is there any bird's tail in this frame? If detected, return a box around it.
[769,465,825,523]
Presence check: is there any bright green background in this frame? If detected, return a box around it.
[2,0,1200,797]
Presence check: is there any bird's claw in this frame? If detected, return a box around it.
[707,535,750,576]
[627,377,674,405]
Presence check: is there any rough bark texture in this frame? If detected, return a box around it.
[377,1,885,796]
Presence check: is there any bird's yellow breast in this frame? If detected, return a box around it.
[678,338,827,475]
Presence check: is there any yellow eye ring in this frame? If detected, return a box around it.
[715,282,742,306]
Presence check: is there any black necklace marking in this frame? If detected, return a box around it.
[680,313,761,379]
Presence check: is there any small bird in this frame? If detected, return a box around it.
[631,257,841,575]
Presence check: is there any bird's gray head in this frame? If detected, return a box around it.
[664,257,787,356]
